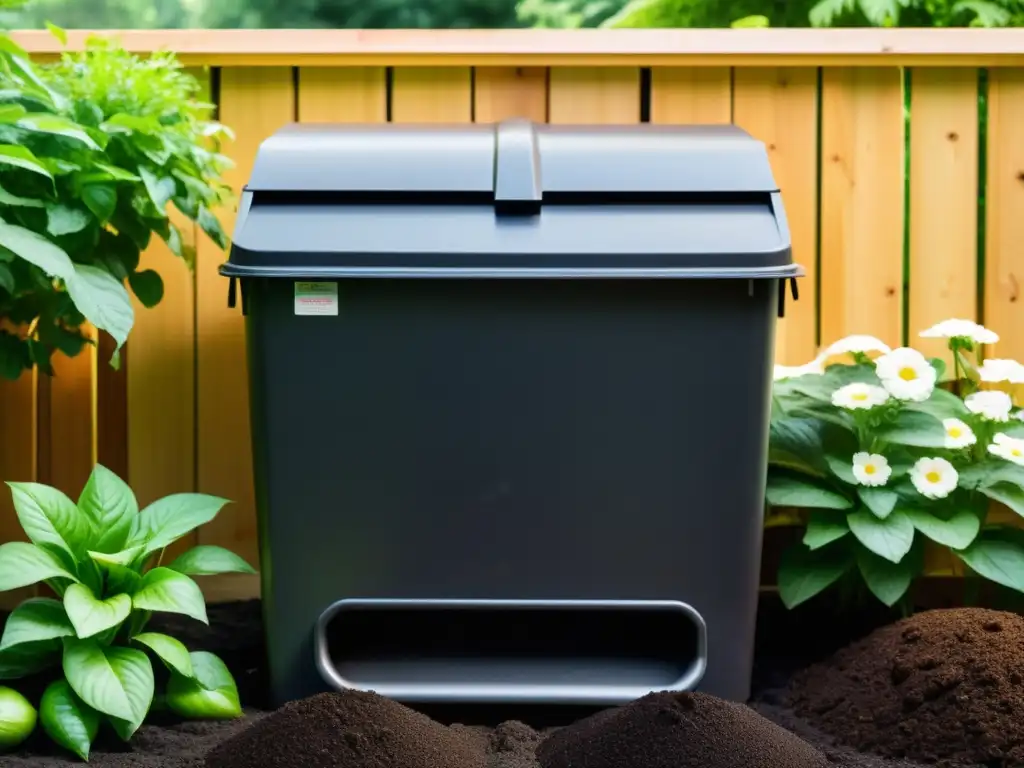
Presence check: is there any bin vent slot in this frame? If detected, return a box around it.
[315,599,707,706]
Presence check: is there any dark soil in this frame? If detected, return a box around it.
[0,595,1017,768]
[786,607,1024,767]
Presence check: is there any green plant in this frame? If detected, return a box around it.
[0,685,36,750]
[770,319,1024,611]
[0,464,254,760]
[0,28,233,381]
[808,0,1024,26]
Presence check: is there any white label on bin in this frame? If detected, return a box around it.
[294,282,339,316]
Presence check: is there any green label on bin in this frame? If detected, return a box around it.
[294,282,339,316]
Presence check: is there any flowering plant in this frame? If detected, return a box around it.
[769,319,1024,610]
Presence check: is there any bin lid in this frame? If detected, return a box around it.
[223,120,801,280]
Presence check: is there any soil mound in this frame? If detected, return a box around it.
[536,690,830,768]
[204,690,488,768]
[786,607,1024,767]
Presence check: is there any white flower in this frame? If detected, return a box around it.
[874,347,937,402]
[831,383,890,410]
[910,457,959,499]
[978,358,1024,384]
[852,452,892,487]
[988,433,1024,467]
[965,391,1013,422]
[919,319,999,345]
[774,355,826,382]
[943,418,977,449]
[822,335,892,358]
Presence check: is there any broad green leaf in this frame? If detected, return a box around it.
[908,388,969,419]
[164,223,184,259]
[63,639,153,724]
[166,651,241,719]
[0,144,53,180]
[856,547,915,607]
[803,510,850,550]
[0,262,12,294]
[777,542,851,609]
[45,21,68,45]
[128,493,231,556]
[40,680,99,761]
[132,568,208,624]
[91,162,140,182]
[956,533,1024,592]
[0,541,78,591]
[876,410,948,448]
[847,508,915,563]
[63,584,132,639]
[88,545,145,568]
[140,167,175,211]
[825,453,857,485]
[766,473,853,510]
[0,104,26,123]
[168,546,256,576]
[129,269,164,309]
[905,507,981,550]
[0,221,73,279]
[0,638,60,679]
[45,204,91,237]
[6,481,90,562]
[857,487,898,519]
[17,114,100,149]
[65,264,134,350]
[0,598,74,651]
[103,647,155,740]
[102,113,160,134]
[980,482,1024,519]
[959,460,1024,490]
[105,564,141,597]
[197,205,229,250]
[77,464,137,554]
[133,633,194,678]
[82,184,116,223]
[0,182,44,208]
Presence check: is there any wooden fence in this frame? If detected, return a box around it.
[2,29,1024,605]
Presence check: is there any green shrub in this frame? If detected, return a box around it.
[0,28,233,380]
[0,464,254,760]
[769,320,1024,610]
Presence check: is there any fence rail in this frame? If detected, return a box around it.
[1,30,1023,605]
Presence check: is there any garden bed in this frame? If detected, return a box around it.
[0,592,1014,767]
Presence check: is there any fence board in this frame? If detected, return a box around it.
[909,69,980,364]
[43,342,95,499]
[0,371,36,608]
[195,68,295,595]
[650,68,732,124]
[820,67,905,350]
[548,68,641,124]
[297,67,387,122]
[733,68,820,365]
[391,68,472,122]
[474,67,548,123]
[985,69,1024,367]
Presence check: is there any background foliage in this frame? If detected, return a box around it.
[4,0,1023,28]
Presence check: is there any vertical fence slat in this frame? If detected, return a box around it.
[650,68,732,124]
[820,68,905,350]
[196,68,295,601]
[474,68,548,123]
[985,69,1024,367]
[0,371,36,608]
[44,339,96,498]
[391,68,472,122]
[548,68,641,124]
[909,69,980,363]
[734,68,820,365]
[297,68,387,122]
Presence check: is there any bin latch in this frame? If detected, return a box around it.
[777,277,800,319]
[493,118,542,217]
[226,276,251,316]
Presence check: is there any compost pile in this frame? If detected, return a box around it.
[537,690,830,768]
[786,607,1024,767]
[207,688,830,768]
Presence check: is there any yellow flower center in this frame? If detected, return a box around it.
[926,471,941,484]
[852,392,868,401]
[865,464,877,475]
[1013,448,1023,457]
[899,366,918,381]
[948,427,962,438]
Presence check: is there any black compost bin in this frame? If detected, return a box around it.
[221,119,802,709]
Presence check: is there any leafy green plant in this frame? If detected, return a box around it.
[808,0,1024,26]
[770,319,1024,610]
[0,464,254,760]
[0,28,233,381]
